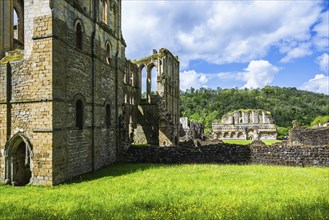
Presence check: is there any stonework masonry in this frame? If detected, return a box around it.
[124,144,329,167]
[179,117,204,140]
[0,0,180,185]
[212,109,277,140]
[288,126,329,146]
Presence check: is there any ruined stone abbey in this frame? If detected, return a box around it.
[212,109,277,140]
[0,0,180,185]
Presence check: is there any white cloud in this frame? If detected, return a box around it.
[241,60,279,89]
[301,74,329,95]
[280,43,312,63]
[316,53,329,73]
[313,10,329,51]
[180,70,208,91]
[216,72,241,80]
[122,1,324,68]
[179,60,278,90]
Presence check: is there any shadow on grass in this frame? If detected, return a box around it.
[67,163,168,184]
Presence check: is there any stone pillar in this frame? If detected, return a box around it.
[0,0,13,59]
[262,111,266,123]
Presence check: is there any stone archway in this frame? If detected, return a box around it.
[4,133,33,186]
[247,129,258,140]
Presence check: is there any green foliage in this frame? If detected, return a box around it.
[180,86,329,132]
[276,126,290,140]
[0,164,328,219]
[310,115,329,127]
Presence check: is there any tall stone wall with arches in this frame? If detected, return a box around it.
[123,49,180,147]
[0,0,180,185]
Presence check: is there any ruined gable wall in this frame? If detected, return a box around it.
[131,49,180,147]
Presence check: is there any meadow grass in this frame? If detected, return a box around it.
[0,164,328,219]
[223,139,282,145]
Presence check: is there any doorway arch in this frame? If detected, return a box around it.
[4,133,33,186]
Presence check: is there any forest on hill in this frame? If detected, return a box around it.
[180,86,329,136]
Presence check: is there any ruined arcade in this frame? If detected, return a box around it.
[0,0,180,185]
[212,109,277,140]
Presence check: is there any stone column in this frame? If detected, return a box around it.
[0,0,13,58]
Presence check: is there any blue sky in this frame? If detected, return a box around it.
[122,0,329,94]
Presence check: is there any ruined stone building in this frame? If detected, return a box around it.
[288,126,329,146]
[179,117,204,140]
[0,0,180,186]
[212,109,277,140]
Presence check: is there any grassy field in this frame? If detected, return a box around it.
[223,139,282,145]
[0,164,328,219]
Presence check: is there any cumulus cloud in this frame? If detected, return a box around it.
[241,60,279,89]
[122,1,325,68]
[316,53,329,73]
[180,70,208,91]
[179,60,278,90]
[301,74,329,95]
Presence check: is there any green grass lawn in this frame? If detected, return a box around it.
[1,164,328,219]
[223,139,282,145]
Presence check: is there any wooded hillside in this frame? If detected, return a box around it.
[180,86,329,134]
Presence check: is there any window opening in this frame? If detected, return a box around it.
[106,104,111,128]
[102,0,108,24]
[76,100,84,130]
[141,66,147,99]
[13,9,18,40]
[106,43,111,64]
[76,22,83,50]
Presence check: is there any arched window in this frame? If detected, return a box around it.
[131,71,134,86]
[150,66,157,94]
[13,0,24,49]
[124,94,128,104]
[141,65,146,99]
[13,9,18,40]
[76,100,84,130]
[102,0,108,24]
[106,43,111,64]
[76,22,83,50]
[106,104,111,128]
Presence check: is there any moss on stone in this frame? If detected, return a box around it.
[132,53,162,65]
[0,49,24,64]
[224,109,272,117]
[132,48,179,65]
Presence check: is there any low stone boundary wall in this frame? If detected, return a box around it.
[124,145,329,167]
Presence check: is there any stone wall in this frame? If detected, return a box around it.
[124,144,329,167]
[288,127,329,146]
